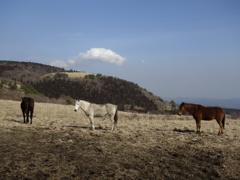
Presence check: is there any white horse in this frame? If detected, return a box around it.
[74,100,118,130]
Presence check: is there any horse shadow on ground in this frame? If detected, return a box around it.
[152,128,173,132]
[65,126,89,129]
[153,128,195,133]
[64,126,110,131]
[173,128,195,133]
[10,119,24,124]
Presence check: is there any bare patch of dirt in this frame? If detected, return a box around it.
[0,100,239,179]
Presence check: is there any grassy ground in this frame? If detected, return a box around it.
[42,72,95,79]
[0,100,239,179]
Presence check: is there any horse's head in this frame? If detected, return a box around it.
[178,102,186,116]
[74,99,81,112]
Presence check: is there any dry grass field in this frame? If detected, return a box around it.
[0,99,240,179]
[43,72,95,79]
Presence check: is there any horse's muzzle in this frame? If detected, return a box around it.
[74,109,77,112]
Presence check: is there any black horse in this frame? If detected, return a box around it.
[21,97,34,124]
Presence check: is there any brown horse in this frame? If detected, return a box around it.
[21,97,34,124]
[178,102,225,135]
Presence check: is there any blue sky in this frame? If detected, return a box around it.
[1,0,240,99]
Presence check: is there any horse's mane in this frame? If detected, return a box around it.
[79,100,91,111]
[183,103,200,114]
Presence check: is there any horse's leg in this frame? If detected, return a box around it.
[216,118,224,135]
[30,110,33,124]
[110,115,115,131]
[26,110,30,123]
[22,111,26,123]
[195,119,201,134]
[89,116,95,130]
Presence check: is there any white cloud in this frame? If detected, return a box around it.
[50,48,126,68]
[79,48,126,65]
[67,58,76,65]
[50,60,68,68]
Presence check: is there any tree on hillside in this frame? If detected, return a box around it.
[31,76,158,111]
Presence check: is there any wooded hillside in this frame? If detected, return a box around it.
[0,61,174,112]
[32,75,158,111]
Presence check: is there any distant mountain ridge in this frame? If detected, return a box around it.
[164,97,240,110]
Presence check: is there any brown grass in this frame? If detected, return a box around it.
[43,72,95,79]
[0,99,240,179]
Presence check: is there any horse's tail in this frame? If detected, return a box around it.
[114,107,118,126]
[222,113,225,129]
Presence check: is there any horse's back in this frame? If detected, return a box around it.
[89,103,116,116]
[21,97,34,111]
[105,103,117,113]
[200,106,224,120]
[214,106,225,118]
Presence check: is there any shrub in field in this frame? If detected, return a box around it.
[85,74,95,79]
[0,80,8,88]
[0,80,17,90]
[9,82,17,90]
[21,84,38,94]
[66,99,72,105]
[54,73,68,79]
[0,81,3,89]
[170,100,177,109]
